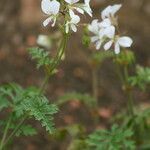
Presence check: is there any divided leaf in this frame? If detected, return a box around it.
[0,83,58,134]
[28,47,53,68]
[21,90,58,133]
[86,125,135,150]
[129,65,150,90]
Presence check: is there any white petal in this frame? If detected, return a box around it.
[91,36,99,42]
[96,41,102,50]
[83,6,92,17]
[75,7,84,14]
[41,0,60,15]
[65,0,79,4]
[88,19,100,34]
[111,4,122,16]
[99,18,111,28]
[84,0,90,5]
[51,17,56,27]
[104,26,115,39]
[101,5,112,19]
[101,4,122,19]
[114,42,120,54]
[71,24,77,32]
[118,36,133,47]
[69,10,80,24]
[104,40,113,50]
[43,16,53,27]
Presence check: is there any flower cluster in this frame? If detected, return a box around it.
[88,4,133,54]
[41,0,92,33]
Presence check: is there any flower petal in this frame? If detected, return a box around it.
[41,0,60,15]
[75,7,84,14]
[43,16,53,27]
[69,10,80,24]
[91,36,99,42]
[101,4,122,19]
[111,4,122,16]
[96,41,102,50]
[118,36,133,47]
[71,24,77,32]
[114,42,120,54]
[104,40,113,50]
[99,18,111,28]
[88,19,100,34]
[65,0,79,4]
[104,26,115,39]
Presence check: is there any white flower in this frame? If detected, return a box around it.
[104,36,133,54]
[65,0,92,17]
[65,10,80,33]
[88,19,100,34]
[88,18,115,50]
[101,4,122,19]
[37,35,51,49]
[41,0,60,27]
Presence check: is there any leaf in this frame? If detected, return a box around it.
[128,65,150,90]
[15,125,37,137]
[28,47,53,68]
[20,88,58,133]
[115,50,135,66]
[0,83,58,134]
[86,125,136,150]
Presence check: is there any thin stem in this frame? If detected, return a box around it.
[92,67,98,104]
[123,66,134,116]
[0,116,12,150]
[3,114,28,148]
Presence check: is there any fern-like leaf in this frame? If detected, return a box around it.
[86,125,135,150]
[28,47,53,68]
[129,65,150,90]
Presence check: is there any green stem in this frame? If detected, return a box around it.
[0,116,12,150]
[124,66,134,116]
[3,114,28,148]
[92,67,98,105]
[48,33,69,74]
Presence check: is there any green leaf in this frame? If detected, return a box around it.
[128,65,150,90]
[20,88,58,133]
[0,83,58,134]
[15,125,37,137]
[28,47,53,69]
[86,125,136,150]
[115,50,135,66]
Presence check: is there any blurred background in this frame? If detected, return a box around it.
[0,0,150,149]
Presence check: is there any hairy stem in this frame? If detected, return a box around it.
[92,67,98,105]
[0,116,12,150]
[123,66,134,116]
[2,114,28,148]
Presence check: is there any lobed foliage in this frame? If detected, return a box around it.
[129,65,150,90]
[86,125,135,150]
[28,47,53,69]
[0,83,58,134]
